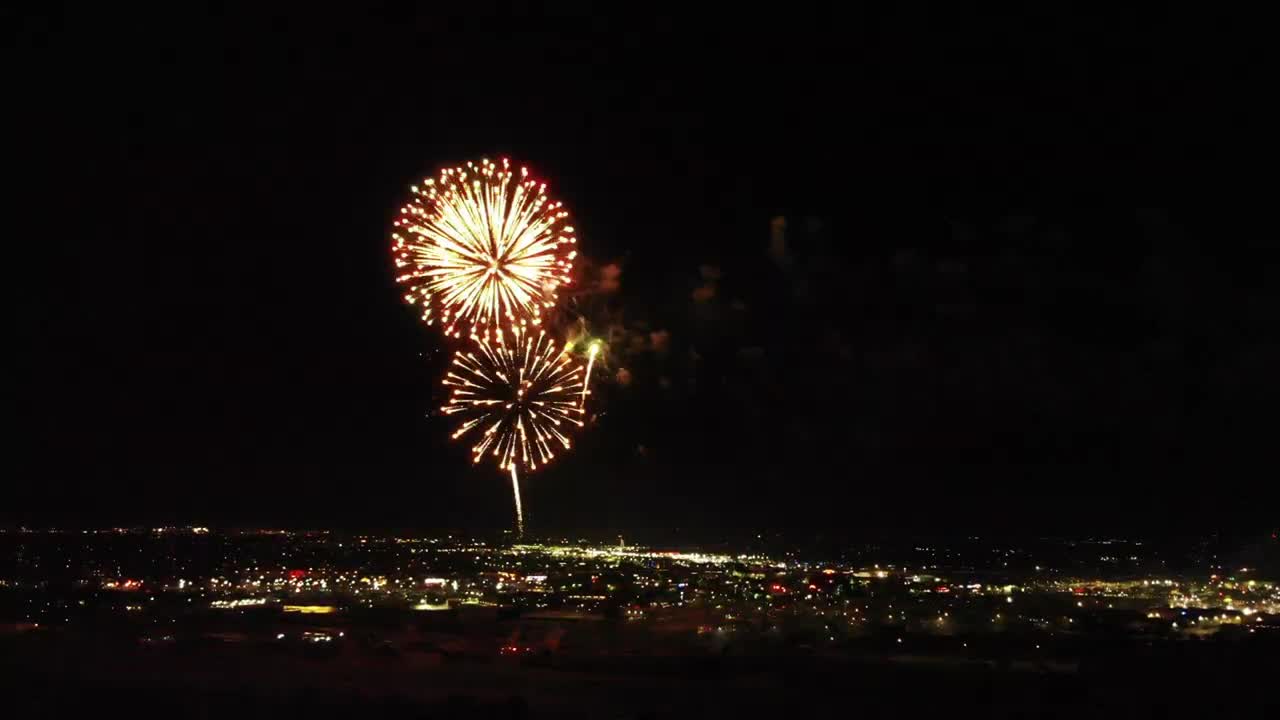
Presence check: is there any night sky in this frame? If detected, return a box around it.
[10,6,1269,535]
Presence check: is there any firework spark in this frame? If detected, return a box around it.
[441,324,588,530]
[392,157,577,337]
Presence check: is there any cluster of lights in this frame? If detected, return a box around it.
[102,579,143,591]
[516,544,741,565]
[282,605,337,615]
[210,598,269,609]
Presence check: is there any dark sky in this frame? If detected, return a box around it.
[10,6,1270,536]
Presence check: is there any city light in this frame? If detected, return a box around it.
[7,528,1276,666]
[282,605,337,614]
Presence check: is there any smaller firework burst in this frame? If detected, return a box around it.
[442,324,594,534]
[441,324,588,475]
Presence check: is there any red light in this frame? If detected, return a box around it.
[288,569,307,580]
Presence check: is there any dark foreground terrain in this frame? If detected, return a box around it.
[5,630,1275,719]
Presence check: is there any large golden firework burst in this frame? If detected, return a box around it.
[391,157,577,338]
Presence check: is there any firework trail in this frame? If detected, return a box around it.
[580,341,600,408]
[509,465,524,537]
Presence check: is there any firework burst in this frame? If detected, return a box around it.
[392,157,577,337]
[441,324,596,531]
